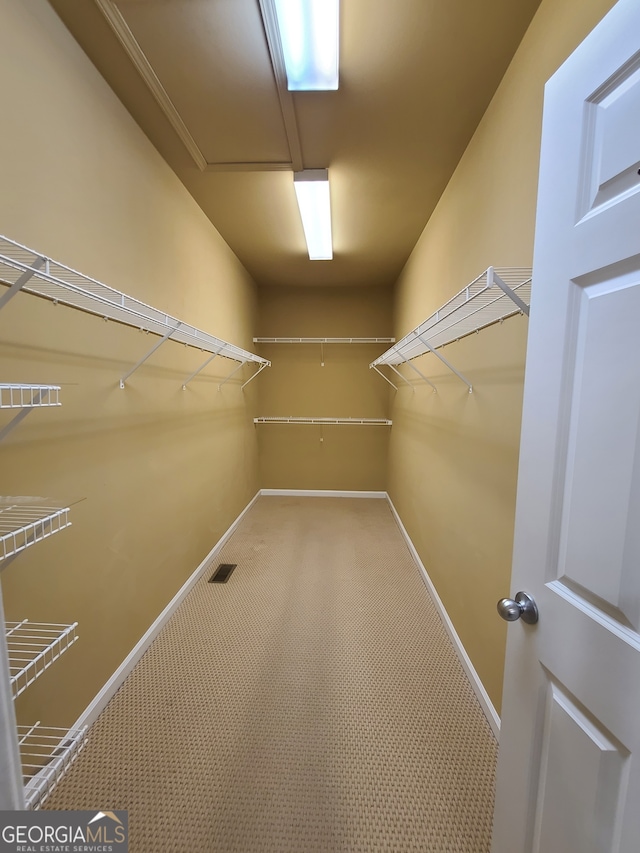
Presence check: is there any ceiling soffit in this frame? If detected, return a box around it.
[96,0,303,171]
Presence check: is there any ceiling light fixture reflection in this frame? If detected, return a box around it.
[293,170,333,260]
[272,0,339,91]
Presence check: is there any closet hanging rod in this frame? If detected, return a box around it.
[253,337,395,344]
[0,235,269,374]
[254,417,392,425]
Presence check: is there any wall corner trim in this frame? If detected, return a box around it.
[71,490,262,732]
[386,495,501,740]
[260,489,387,499]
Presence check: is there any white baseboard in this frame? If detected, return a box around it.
[386,495,501,740]
[71,490,261,732]
[260,489,387,499]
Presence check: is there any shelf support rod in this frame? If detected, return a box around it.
[371,364,398,390]
[387,363,413,389]
[241,361,269,390]
[416,333,473,392]
[120,322,182,388]
[182,344,226,390]
[0,256,45,312]
[218,360,246,391]
[398,352,437,391]
[487,267,530,316]
[0,389,47,444]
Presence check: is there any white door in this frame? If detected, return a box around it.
[492,2,640,852]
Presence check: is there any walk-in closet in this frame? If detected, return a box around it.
[1,1,634,851]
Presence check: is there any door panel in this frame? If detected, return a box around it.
[492,2,640,851]
[532,680,629,853]
[557,272,640,630]
[580,57,640,218]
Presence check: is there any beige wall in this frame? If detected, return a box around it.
[388,0,617,712]
[257,286,393,490]
[0,0,260,728]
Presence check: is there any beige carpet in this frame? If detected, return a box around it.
[46,496,497,851]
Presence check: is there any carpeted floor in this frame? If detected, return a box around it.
[46,496,497,851]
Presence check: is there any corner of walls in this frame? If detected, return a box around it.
[255,285,394,491]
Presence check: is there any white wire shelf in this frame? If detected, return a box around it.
[0,234,269,389]
[6,620,79,699]
[0,384,62,443]
[0,385,60,409]
[0,498,71,564]
[18,722,87,809]
[254,417,392,425]
[253,337,395,344]
[371,266,532,392]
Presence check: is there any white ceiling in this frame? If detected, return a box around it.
[49,0,543,288]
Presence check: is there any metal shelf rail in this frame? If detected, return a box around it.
[0,384,61,444]
[0,235,270,391]
[0,385,60,409]
[0,499,71,566]
[6,621,79,699]
[18,722,87,810]
[254,417,392,425]
[371,266,532,393]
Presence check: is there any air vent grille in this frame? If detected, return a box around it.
[208,563,236,584]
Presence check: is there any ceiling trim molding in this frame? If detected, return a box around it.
[94,0,208,171]
[257,0,304,172]
[203,161,292,172]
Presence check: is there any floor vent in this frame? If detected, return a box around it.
[208,563,237,584]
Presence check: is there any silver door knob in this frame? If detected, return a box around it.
[497,591,538,624]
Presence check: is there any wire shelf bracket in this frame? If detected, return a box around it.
[0,499,71,568]
[371,266,532,392]
[0,256,45,312]
[241,360,270,390]
[398,351,437,392]
[370,364,399,391]
[182,343,225,390]
[0,235,269,389]
[218,360,246,391]
[119,322,181,388]
[0,385,62,444]
[387,364,414,389]
[18,722,87,809]
[6,621,79,700]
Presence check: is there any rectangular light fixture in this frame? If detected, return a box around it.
[293,170,333,260]
[272,0,339,91]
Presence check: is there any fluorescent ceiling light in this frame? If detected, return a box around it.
[294,170,333,260]
[273,0,339,91]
